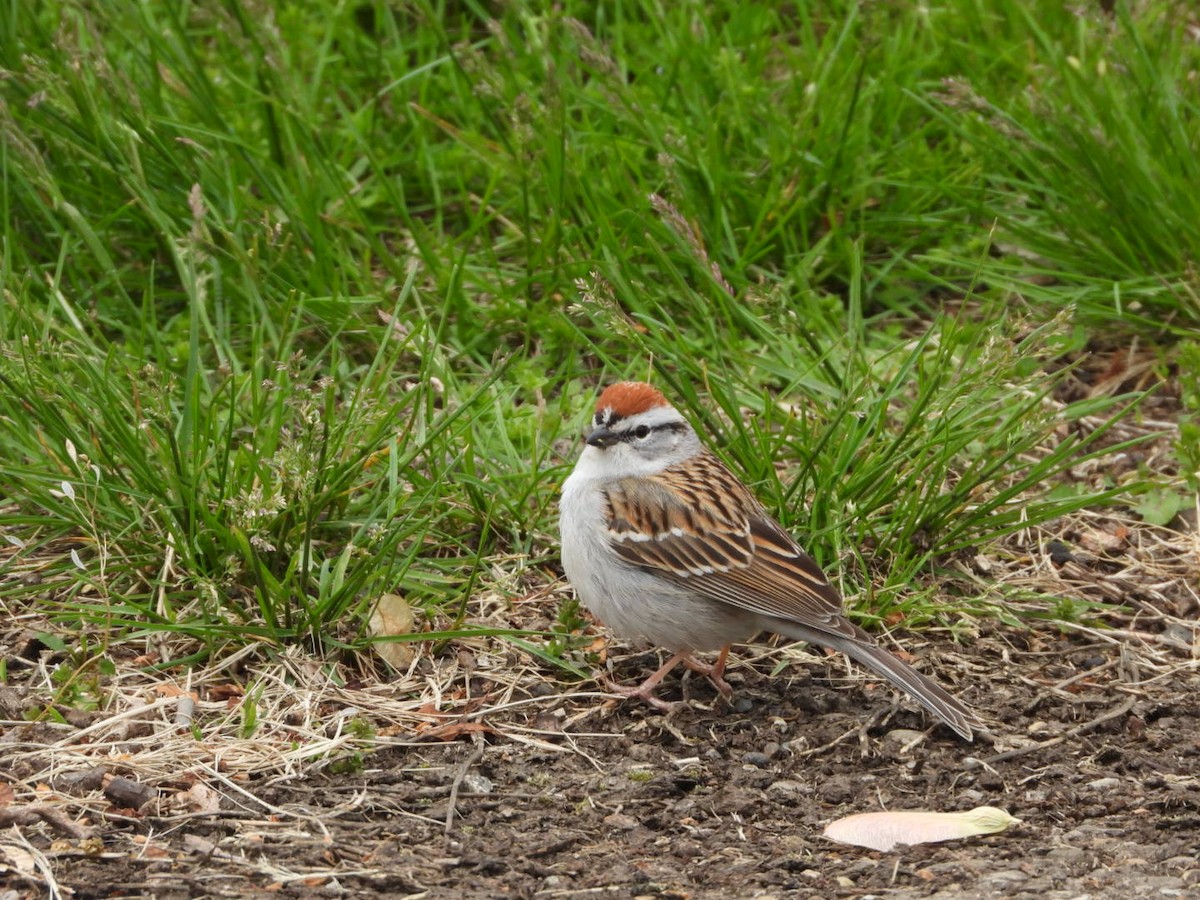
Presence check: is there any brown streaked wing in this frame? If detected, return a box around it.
[603,453,856,639]
[604,456,755,577]
[720,513,859,639]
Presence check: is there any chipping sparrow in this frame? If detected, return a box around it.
[559,381,979,740]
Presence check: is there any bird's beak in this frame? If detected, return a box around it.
[585,426,618,449]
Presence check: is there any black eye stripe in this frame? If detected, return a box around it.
[618,422,684,442]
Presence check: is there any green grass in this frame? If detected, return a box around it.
[0,0,1194,680]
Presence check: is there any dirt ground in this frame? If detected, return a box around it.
[3,620,1198,900]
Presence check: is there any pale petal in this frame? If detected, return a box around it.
[823,806,1020,852]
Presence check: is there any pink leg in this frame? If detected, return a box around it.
[603,651,689,711]
[682,645,733,699]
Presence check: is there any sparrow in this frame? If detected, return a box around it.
[559,381,979,740]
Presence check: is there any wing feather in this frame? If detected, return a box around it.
[604,452,857,641]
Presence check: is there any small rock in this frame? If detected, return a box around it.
[765,780,809,800]
[981,870,1028,886]
[743,752,770,768]
[463,773,493,794]
[1046,846,1088,864]
[1086,777,1122,791]
[1047,540,1075,565]
[816,774,856,804]
[603,812,639,830]
[733,697,753,713]
[844,858,878,876]
[672,798,697,816]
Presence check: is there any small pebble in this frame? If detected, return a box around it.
[844,859,877,876]
[1047,847,1088,864]
[743,752,770,768]
[603,812,639,830]
[463,773,493,794]
[1047,540,1074,564]
[765,780,809,800]
[733,697,753,713]
[981,870,1028,885]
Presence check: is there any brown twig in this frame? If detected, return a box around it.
[444,736,486,834]
[0,805,92,838]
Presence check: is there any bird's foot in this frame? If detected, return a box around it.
[602,647,735,710]
[601,650,690,712]
[682,645,733,700]
[600,675,680,712]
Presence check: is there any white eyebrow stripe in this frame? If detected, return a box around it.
[621,406,685,429]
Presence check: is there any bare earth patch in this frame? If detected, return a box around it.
[3,591,1198,899]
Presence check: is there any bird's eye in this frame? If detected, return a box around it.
[634,425,651,439]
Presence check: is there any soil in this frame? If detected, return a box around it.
[4,626,1198,899]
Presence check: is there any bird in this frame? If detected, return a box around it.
[559,381,980,740]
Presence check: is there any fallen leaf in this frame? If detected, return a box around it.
[823,806,1020,852]
[415,721,495,742]
[1079,527,1127,555]
[183,833,223,857]
[207,683,245,701]
[154,683,194,698]
[368,593,416,669]
[168,782,222,815]
[1,843,38,875]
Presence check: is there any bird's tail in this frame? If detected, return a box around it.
[834,638,980,741]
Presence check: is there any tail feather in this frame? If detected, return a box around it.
[837,639,979,741]
[770,618,980,741]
